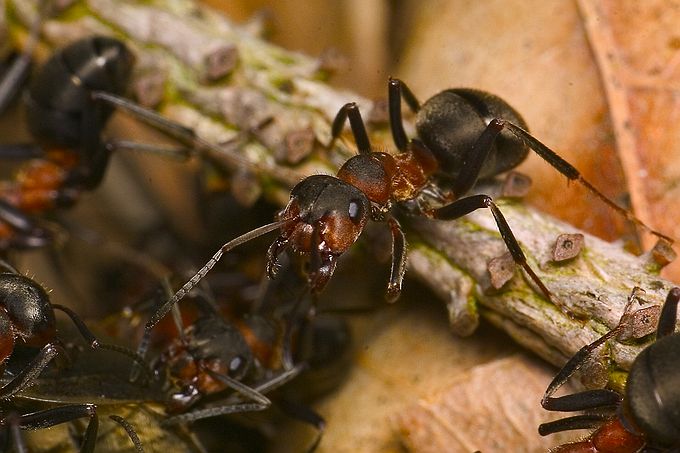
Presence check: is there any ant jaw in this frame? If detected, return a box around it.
[307,253,338,295]
[266,238,288,280]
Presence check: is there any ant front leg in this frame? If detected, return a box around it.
[386,216,407,302]
[433,194,556,306]
[0,343,63,399]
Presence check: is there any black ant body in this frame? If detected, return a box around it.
[0,32,235,250]
[149,78,669,325]
[539,287,680,452]
[0,259,150,452]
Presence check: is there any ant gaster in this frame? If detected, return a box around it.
[539,287,680,452]
[148,78,671,327]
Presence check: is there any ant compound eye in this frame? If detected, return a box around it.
[348,200,364,223]
[229,355,247,376]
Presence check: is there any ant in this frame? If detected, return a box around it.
[103,278,327,451]
[0,17,252,250]
[539,286,680,452]
[148,78,670,325]
[0,259,150,452]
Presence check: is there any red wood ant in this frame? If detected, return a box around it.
[539,287,680,452]
[127,271,334,451]
[0,258,150,452]
[147,78,670,326]
[0,28,250,250]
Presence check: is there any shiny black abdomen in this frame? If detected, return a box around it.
[25,36,134,148]
[626,333,680,448]
[415,88,529,181]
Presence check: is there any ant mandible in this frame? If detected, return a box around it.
[539,286,680,452]
[147,78,671,327]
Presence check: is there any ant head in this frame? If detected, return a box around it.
[271,174,371,292]
[164,316,254,396]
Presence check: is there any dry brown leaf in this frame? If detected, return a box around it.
[577,0,680,280]
[272,295,526,453]
[394,355,580,453]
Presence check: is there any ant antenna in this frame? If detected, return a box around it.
[146,220,288,329]
[52,304,153,379]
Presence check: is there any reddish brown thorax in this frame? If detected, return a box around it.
[551,418,645,453]
[388,141,439,202]
[337,142,439,207]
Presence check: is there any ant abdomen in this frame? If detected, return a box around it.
[626,332,680,447]
[26,36,134,148]
[416,88,529,181]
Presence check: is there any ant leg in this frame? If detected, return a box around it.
[329,102,372,154]
[51,304,152,376]
[537,292,652,435]
[538,414,610,436]
[277,399,326,453]
[73,91,202,189]
[540,289,645,412]
[0,143,45,160]
[387,77,422,151]
[447,119,507,198]
[109,415,144,453]
[13,404,99,453]
[91,91,255,165]
[386,216,407,302]
[2,412,27,453]
[76,92,109,189]
[91,92,198,145]
[433,194,555,305]
[656,287,680,339]
[90,91,300,185]
[474,119,671,242]
[0,343,63,399]
[0,200,54,249]
[0,1,45,114]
